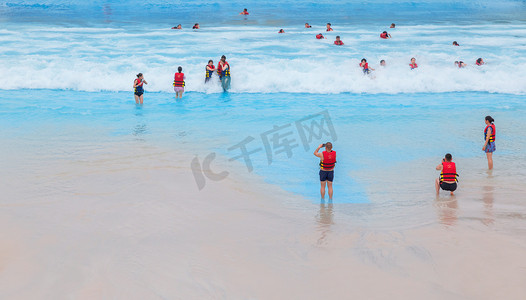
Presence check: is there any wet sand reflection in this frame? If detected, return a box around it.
[316,199,334,245]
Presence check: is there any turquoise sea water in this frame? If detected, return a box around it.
[1,0,526,203]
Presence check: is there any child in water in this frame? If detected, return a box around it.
[409,57,418,69]
[326,23,333,31]
[380,31,391,39]
[205,60,215,83]
[240,8,249,15]
[334,36,344,45]
[360,58,375,74]
[278,29,285,33]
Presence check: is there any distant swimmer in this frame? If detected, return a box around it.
[360,58,374,74]
[409,57,418,69]
[133,73,148,105]
[483,116,496,169]
[205,60,215,83]
[171,24,182,29]
[173,66,185,98]
[390,23,396,28]
[452,41,459,46]
[435,153,459,196]
[326,23,333,31]
[316,33,325,39]
[240,8,249,15]
[217,55,231,92]
[476,58,485,66]
[193,23,200,29]
[455,61,467,68]
[278,29,285,33]
[305,23,312,28]
[334,36,344,45]
[380,31,391,39]
[380,59,386,67]
[314,142,336,200]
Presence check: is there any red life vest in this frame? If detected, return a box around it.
[440,161,458,182]
[320,150,336,170]
[360,62,369,70]
[136,79,143,87]
[334,40,343,45]
[484,124,496,142]
[380,32,388,39]
[241,11,249,15]
[326,28,333,31]
[316,34,323,39]
[410,63,418,69]
[173,73,185,87]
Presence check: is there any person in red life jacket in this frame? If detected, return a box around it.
[171,24,182,29]
[360,58,375,74]
[476,58,485,66]
[334,36,344,45]
[483,115,496,169]
[205,60,215,83]
[305,23,312,28]
[133,73,148,105]
[452,41,459,46]
[173,66,185,98]
[278,29,285,33]
[409,57,418,69]
[380,59,386,67]
[316,33,325,39]
[240,8,249,15]
[217,55,231,92]
[193,23,200,29]
[314,142,336,200]
[326,23,333,31]
[454,61,467,68]
[390,23,396,28]
[435,153,459,196]
[380,31,391,39]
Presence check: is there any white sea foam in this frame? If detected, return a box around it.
[2,24,525,94]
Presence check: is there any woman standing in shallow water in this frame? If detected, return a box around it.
[133,73,147,105]
[483,116,496,169]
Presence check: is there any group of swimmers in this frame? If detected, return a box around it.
[315,115,496,200]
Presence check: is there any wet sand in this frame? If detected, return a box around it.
[1,141,526,299]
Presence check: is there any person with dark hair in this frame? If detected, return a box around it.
[217,55,231,92]
[476,58,485,66]
[316,33,325,39]
[390,23,396,28]
[305,23,312,28]
[278,29,285,33]
[314,142,336,200]
[409,57,418,69]
[334,36,344,45]
[173,66,185,98]
[452,41,459,46]
[326,23,333,31]
[360,58,374,74]
[455,61,467,68]
[171,24,182,29]
[435,153,459,196]
[240,8,249,15]
[380,31,391,39]
[380,59,386,67]
[133,73,147,105]
[205,60,215,83]
[193,23,200,29]
[483,116,496,169]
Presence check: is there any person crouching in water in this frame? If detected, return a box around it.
[217,55,231,92]
[360,58,375,74]
[173,66,185,98]
[314,142,336,200]
[435,153,459,196]
[205,60,215,83]
[133,73,147,105]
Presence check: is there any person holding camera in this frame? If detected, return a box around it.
[435,153,459,196]
[314,142,336,200]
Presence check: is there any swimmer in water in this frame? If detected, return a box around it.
[380,31,391,39]
[205,60,215,83]
[173,66,185,98]
[476,58,485,65]
[193,23,200,29]
[305,23,312,28]
[278,29,285,33]
[409,57,418,69]
[240,8,249,15]
[360,58,375,74]
[316,33,325,39]
[133,73,148,105]
[171,24,182,29]
[334,36,344,45]
[452,41,459,46]
[380,59,386,67]
[455,61,467,68]
[326,23,333,31]
[390,23,396,28]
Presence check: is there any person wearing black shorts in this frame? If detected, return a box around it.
[435,153,459,196]
[314,142,336,200]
